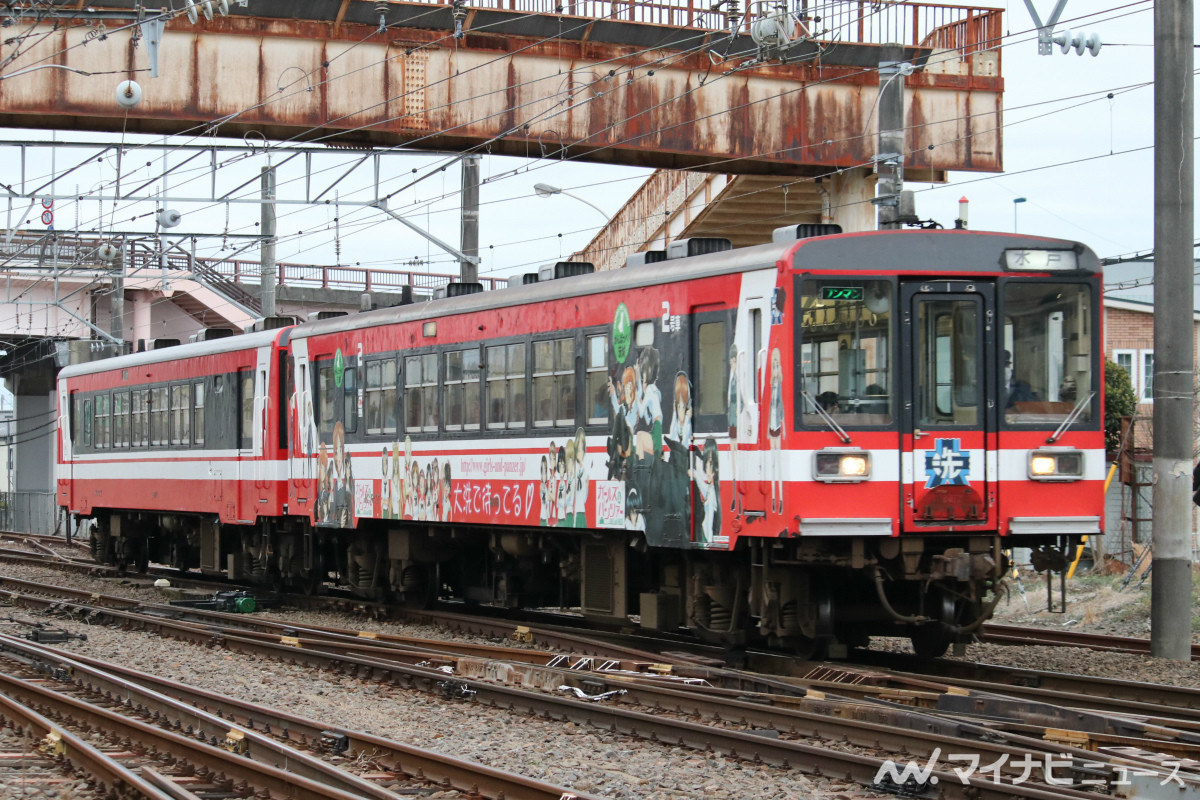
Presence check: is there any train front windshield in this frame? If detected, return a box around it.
[1001,281,1094,425]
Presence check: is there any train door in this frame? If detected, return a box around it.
[900,281,996,531]
[253,348,272,510]
[733,294,770,516]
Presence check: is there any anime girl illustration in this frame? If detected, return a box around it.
[668,372,692,455]
[429,459,441,522]
[555,446,569,526]
[607,367,638,479]
[726,343,742,515]
[572,427,588,527]
[634,345,662,460]
[563,438,577,527]
[539,455,550,526]
[691,437,721,543]
[441,462,452,522]
[767,348,785,514]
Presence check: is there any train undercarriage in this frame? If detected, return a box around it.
[82,509,1074,659]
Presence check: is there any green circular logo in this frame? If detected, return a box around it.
[334,349,345,388]
[613,303,631,363]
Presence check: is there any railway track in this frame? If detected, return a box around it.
[1,572,1196,799]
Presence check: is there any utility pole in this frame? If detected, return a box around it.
[875,44,908,230]
[460,155,480,283]
[1151,0,1194,661]
[110,243,124,345]
[260,167,277,318]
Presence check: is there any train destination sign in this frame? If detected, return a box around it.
[820,286,864,301]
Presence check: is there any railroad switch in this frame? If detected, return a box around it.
[169,590,257,613]
[319,731,350,754]
[24,624,86,644]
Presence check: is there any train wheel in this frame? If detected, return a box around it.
[399,563,436,609]
[785,635,826,661]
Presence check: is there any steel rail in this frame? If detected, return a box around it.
[982,623,1200,659]
[0,684,178,800]
[0,632,593,800]
[0,670,370,800]
[0,588,1154,800]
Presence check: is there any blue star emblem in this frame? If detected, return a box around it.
[924,438,970,489]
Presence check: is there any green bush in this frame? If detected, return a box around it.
[1104,359,1137,453]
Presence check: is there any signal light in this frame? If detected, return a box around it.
[1051,30,1101,57]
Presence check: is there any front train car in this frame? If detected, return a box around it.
[284,226,1103,658]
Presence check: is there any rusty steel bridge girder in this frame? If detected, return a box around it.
[0,1,1002,174]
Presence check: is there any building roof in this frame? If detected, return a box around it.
[1102,258,1200,312]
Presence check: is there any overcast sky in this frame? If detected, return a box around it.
[0,0,1191,289]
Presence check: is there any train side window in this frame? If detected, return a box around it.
[533,336,574,427]
[342,366,358,434]
[171,384,191,446]
[94,393,111,450]
[751,308,762,403]
[444,348,481,432]
[585,334,609,426]
[150,386,168,446]
[131,389,149,448]
[110,391,127,449]
[365,358,398,435]
[239,369,254,449]
[317,363,335,437]
[694,321,726,419]
[193,383,205,446]
[486,343,526,430]
[404,354,438,433]
[80,396,93,448]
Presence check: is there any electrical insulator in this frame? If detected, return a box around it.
[451,0,467,39]
[1051,29,1102,57]
[375,1,388,33]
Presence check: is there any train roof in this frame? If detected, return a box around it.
[291,237,794,341]
[57,327,286,380]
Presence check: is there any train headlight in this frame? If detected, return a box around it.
[1027,449,1084,481]
[814,449,871,482]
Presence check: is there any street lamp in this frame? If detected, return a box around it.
[1013,197,1027,233]
[533,182,612,222]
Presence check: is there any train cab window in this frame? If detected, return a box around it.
[113,391,130,449]
[585,334,610,426]
[150,386,168,446]
[72,394,92,448]
[486,343,527,430]
[171,384,191,446]
[365,358,398,435]
[342,367,358,434]
[193,383,205,446]
[405,354,439,433]
[444,348,481,432]
[694,321,726,419]
[94,393,110,450]
[239,369,254,449]
[533,337,575,427]
[132,389,149,448]
[1002,281,1094,425]
[798,279,893,427]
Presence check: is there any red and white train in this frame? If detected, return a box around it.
[57,226,1105,656]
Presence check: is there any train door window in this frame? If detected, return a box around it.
[533,336,574,427]
[444,348,481,432]
[916,300,979,427]
[73,394,92,449]
[277,353,289,451]
[171,384,191,446]
[150,386,168,446]
[750,308,763,403]
[94,393,110,450]
[131,389,148,448]
[1002,281,1094,424]
[239,369,254,449]
[112,391,129,449]
[317,362,335,437]
[585,334,609,425]
[365,358,398,435]
[193,383,205,446]
[693,320,726,422]
[486,343,526,430]
[404,354,438,433]
[342,366,358,434]
[798,279,893,426]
